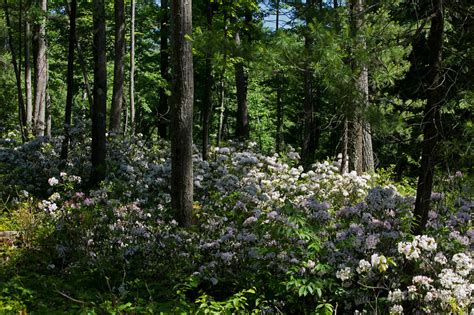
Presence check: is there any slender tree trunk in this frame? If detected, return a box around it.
[25,16,32,133]
[275,76,283,153]
[340,118,349,173]
[33,0,47,137]
[201,0,213,161]
[129,0,136,133]
[234,31,249,140]
[171,0,194,227]
[413,0,444,235]
[158,0,169,138]
[60,0,76,160]
[4,0,26,142]
[217,10,227,147]
[110,0,125,133]
[275,1,284,153]
[301,1,317,168]
[75,33,93,113]
[90,0,107,186]
[45,92,51,137]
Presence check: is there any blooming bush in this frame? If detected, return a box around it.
[0,135,472,313]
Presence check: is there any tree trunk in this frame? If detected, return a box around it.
[33,0,47,137]
[234,31,249,140]
[61,0,76,160]
[90,0,107,186]
[4,0,26,141]
[25,17,32,133]
[129,0,136,133]
[201,0,213,161]
[158,0,169,138]
[110,0,125,133]
[348,0,373,174]
[301,1,317,169]
[45,93,51,137]
[413,0,444,235]
[275,76,283,153]
[340,118,349,173]
[171,0,194,227]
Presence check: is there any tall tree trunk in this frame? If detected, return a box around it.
[217,10,227,147]
[348,0,373,174]
[45,92,51,137]
[234,31,249,140]
[275,75,283,153]
[25,16,32,133]
[61,0,76,160]
[171,0,194,227]
[158,0,169,138]
[413,0,444,235]
[33,0,47,137]
[90,0,107,186]
[4,0,26,141]
[340,118,349,173]
[129,0,136,133]
[110,0,125,133]
[201,0,213,160]
[301,0,317,168]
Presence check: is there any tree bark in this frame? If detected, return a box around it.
[33,0,47,137]
[4,0,26,141]
[129,0,136,133]
[60,0,76,160]
[234,31,249,140]
[110,0,125,133]
[413,0,444,235]
[348,0,373,174]
[90,0,107,186]
[171,0,194,227]
[201,0,213,161]
[301,0,317,169]
[25,16,32,133]
[158,0,169,138]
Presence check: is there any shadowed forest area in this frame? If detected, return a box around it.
[0,0,472,313]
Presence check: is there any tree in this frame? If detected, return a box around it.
[171,0,194,227]
[201,0,213,160]
[158,0,169,138]
[129,0,135,133]
[24,6,32,134]
[301,0,317,168]
[234,12,250,140]
[3,0,26,141]
[90,0,107,185]
[109,0,125,133]
[33,0,47,137]
[412,0,444,235]
[60,0,77,160]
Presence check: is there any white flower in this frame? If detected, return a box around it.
[434,252,448,265]
[371,253,388,272]
[388,289,405,303]
[48,177,59,186]
[49,192,60,202]
[389,304,403,315]
[336,267,352,281]
[452,253,473,277]
[412,275,433,288]
[357,259,371,274]
[306,260,316,269]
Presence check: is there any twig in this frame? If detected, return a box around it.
[56,290,87,305]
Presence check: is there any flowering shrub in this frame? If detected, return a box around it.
[0,136,472,313]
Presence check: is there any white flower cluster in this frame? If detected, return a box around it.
[336,266,352,281]
[398,235,437,260]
